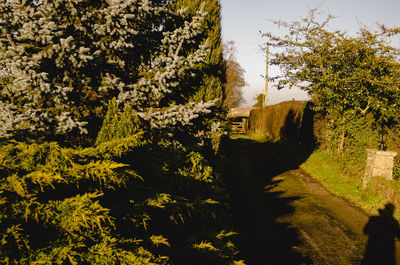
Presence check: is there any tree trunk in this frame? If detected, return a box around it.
[337,129,345,154]
[337,116,346,154]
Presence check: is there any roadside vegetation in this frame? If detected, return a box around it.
[301,148,400,218]
[254,8,400,219]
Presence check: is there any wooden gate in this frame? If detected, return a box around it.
[228,107,254,134]
[230,118,248,134]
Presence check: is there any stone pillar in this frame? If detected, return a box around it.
[363,149,397,189]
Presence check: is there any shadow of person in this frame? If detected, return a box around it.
[362,203,400,265]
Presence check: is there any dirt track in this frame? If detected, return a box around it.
[224,138,400,265]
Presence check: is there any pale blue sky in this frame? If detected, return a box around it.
[220,0,400,106]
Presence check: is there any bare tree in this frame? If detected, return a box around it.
[223,41,246,108]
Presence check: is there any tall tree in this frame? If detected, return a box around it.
[175,0,225,103]
[264,8,400,150]
[223,40,246,108]
[174,0,227,152]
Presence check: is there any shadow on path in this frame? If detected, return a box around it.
[221,137,313,264]
[362,203,400,265]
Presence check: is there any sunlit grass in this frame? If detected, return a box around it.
[229,132,271,143]
[301,149,400,219]
[231,131,400,219]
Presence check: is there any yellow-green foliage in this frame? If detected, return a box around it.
[191,229,241,264]
[95,99,141,146]
[0,108,241,264]
[178,152,214,183]
[0,133,152,264]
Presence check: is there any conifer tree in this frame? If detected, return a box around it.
[0,1,242,264]
[174,0,225,104]
[0,0,214,143]
[173,0,227,152]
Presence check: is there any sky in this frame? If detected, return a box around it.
[220,0,400,107]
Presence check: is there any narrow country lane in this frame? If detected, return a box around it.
[223,138,400,265]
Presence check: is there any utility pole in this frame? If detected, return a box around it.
[263,42,269,107]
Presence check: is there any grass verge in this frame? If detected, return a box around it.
[234,132,400,219]
[300,149,400,219]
